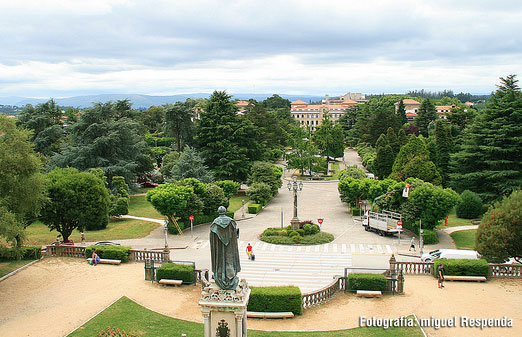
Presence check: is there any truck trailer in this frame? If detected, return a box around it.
[362,210,402,236]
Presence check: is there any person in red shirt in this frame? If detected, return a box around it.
[246,243,253,260]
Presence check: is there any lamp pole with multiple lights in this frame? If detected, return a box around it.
[287,176,304,230]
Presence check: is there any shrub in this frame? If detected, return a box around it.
[351,208,362,216]
[311,224,320,234]
[248,203,262,214]
[347,273,388,291]
[422,229,439,245]
[300,232,334,245]
[262,228,279,236]
[259,235,294,244]
[456,190,483,219]
[85,245,132,262]
[246,182,274,205]
[296,229,305,236]
[288,230,298,237]
[156,263,195,283]
[0,246,42,261]
[291,234,302,243]
[278,230,288,236]
[433,259,489,277]
[215,180,241,198]
[248,286,302,315]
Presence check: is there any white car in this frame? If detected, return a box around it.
[421,249,480,262]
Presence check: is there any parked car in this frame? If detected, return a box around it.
[137,177,158,188]
[94,241,121,246]
[41,240,74,253]
[421,249,480,262]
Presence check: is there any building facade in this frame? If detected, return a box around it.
[291,99,357,130]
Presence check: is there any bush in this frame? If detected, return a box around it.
[85,245,132,262]
[248,286,302,315]
[300,232,334,245]
[288,230,298,237]
[456,190,483,219]
[0,246,42,261]
[156,263,195,283]
[259,235,294,244]
[347,273,388,291]
[215,180,241,198]
[246,182,273,205]
[262,228,279,236]
[351,208,362,216]
[259,228,334,245]
[291,234,302,243]
[433,259,489,277]
[278,230,288,236]
[248,203,262,214]
[422,229,439,245]
[296,229,305,236]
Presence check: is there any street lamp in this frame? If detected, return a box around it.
[287,176,304,230]
[163,220,169,255]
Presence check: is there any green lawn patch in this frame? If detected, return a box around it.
[0,259,36,278]
[128,194,163,219]
[450,229,477,250]
[23,218,159,246]
[69,296,424,337]
[229,195,249,213]
[436,208,473,229]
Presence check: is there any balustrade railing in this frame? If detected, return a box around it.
[393,261,433,275]
[129,249,168,262]
[302,276,344,309]
[489,264,522,278]
[45,245,86,258]
[195,269,209,285]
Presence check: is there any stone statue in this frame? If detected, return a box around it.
[210,206,241,290]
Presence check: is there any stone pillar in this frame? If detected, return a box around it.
[199,279,250,337]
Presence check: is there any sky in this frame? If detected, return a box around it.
[1,0,522,98]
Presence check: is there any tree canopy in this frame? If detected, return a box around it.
[415,98,437,137]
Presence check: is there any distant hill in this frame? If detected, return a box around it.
[0,93,325,109]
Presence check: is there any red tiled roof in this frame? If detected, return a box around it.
[291,100,307,105]
[341,99,358,105]
[235,100,250,106]
[397,99,421,105]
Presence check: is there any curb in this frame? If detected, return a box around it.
[0,258,42,283]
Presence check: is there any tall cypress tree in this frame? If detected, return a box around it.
[450,75,522,201]
[397,99,408,125]
[434,120,454,187]
[415,98,437,137]
[374,134,395,179]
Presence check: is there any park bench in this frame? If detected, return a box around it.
[159,279,183,286]
[87,258,121,265]
[444,275,487,282]
[247,311,294,319]
[356,290,383,298]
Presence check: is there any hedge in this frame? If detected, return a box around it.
[0,246,42,261]
[85,245,132,262]
[422,229,439,245]
[433,259,489,277]
[248,286,302,315]
[347,273,388,292]
[351,208,362,216]
[259,228,334,245]
[156,263,195,284]
[248,203,262,214]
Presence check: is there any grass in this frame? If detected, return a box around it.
[128,194,163,219]
[22,218,160,246]
[450,229,477,250]
[69,296,424,337]
[0,259,36,278]
[228,195,249,213]
[436,208,474,229]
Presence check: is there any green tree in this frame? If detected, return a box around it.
[446,105,476,132]
[0,116,47,247]
[415,98,437,137]
[52,100,153,186]
[165,101,194,153]
[450,75,522,202]
[397,100,408,125]
[313,113,345,162]
[141,105,165,133]
[201,184,228,215]
[286,126,320,175]
[456,190,483,219]
[215,180,241,199]
[146,183,194,225]
[170,145,214,183]
[17,99,66,157]
[338,165,367,180]
[244,104,286,160]
[374,141,395,179]
[41,168,110,241]
[109,176,130,217]
[195,91,261,182]
[338,106,359,145]
[160,151,179,177]
[390,135,441,184]
[434,120,454,186]
[246,182,273,205]
[262,94,291,109]
[476,190,522,263]
[247,161,282,196]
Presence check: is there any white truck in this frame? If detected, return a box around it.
[362,210,402,236]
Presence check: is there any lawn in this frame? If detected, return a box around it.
[436,208,474,229]
[128,194,163,219]
[229,195,249,213]
[22,218,159,246]
[69,296,424,337]
[0,259,36,278]
[450,229,477,250]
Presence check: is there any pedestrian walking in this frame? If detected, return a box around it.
[81,231,85,244]
[246,243,253,260]
[409,237,416,251]
[438,263,445,288]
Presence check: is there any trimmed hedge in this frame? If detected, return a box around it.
[248,286,302,315]
[347,273,388,292]
[85,245,132,263]
[248,203,262,214]
[0,246,42,261]
[351,208,362,216]
[156,263,195,284]
[259,228,334,245]
[422,229,439,245]
[433,259,489,277]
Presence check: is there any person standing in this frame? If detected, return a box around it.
[409,237,416,251]
[246,243,253,260]
[437,263,445,288]
[81,231,86,244]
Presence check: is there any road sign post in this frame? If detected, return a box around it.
[318,218,323,236]
[189,215,194,232]
[358,200,363,218]
[397,220,403,244]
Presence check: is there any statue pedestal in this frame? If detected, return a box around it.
[199,279,250,337]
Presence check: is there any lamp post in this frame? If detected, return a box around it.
[163,220,169,254]
[287,176,304,230]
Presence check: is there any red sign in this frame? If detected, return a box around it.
[318,218,323,224]
[189,215,194,221]
[397,220,403,226]
[405,183,411,189]
[358,200,363,205]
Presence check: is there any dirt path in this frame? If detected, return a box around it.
[1,258,521,337]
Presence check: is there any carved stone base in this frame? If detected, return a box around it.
[199,279,250,337]
[290,217,301,231]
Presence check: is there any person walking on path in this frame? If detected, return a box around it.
[409,237,416,252]
[246,243,253,260]
[81,231,85,244]
[438,264,445,288]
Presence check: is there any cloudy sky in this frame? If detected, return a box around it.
[1,0,521,98]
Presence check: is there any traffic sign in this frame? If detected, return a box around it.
[406,183,411,188]
[318,218,323,224]
[397,220,402,226]
[358,200,363,205]
[189,215,194,221]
